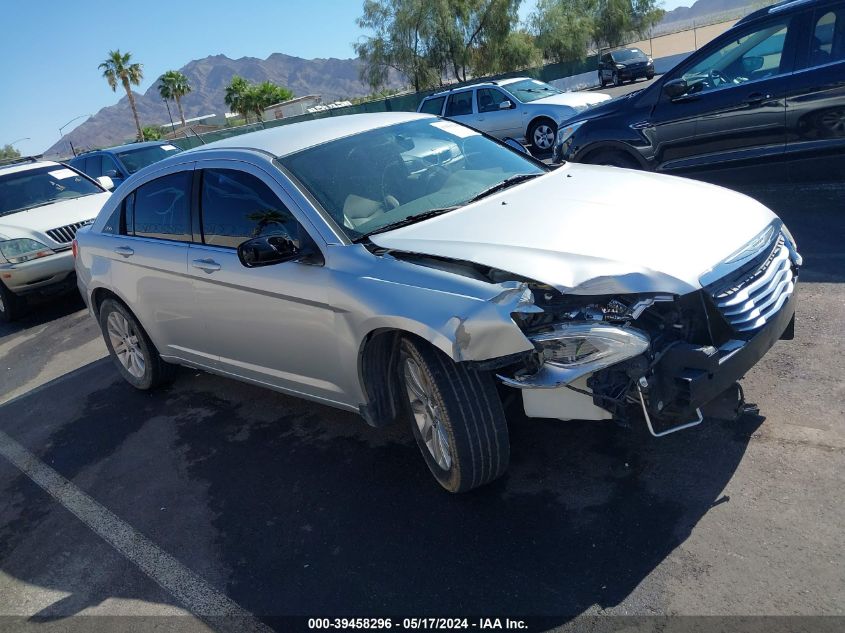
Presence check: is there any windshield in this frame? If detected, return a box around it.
[0,165,102,217]
[502,79,562,103]
[116,144,182,174]
[277,118,546,240]
[612,48,647,62]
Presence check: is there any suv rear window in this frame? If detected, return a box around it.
[419,96,445,115]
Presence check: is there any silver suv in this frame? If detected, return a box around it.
[0,158,111,322]
[75,113,799,493]
[417,77,610,152]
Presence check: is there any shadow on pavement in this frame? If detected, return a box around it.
[0,290,86,340]
[0,359,764,625]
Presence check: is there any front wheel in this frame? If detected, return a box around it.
[0,282,26,324]
[587,149,641,169]
[613,71,622,87]
[99,298,175,390]
[399,338,510,493]
[529,119,557,154]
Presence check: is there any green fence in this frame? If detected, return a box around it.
[170,53,601,151]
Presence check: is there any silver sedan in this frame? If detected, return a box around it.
[75,113,799,492]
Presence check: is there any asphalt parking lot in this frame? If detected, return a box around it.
[1,178,844,632]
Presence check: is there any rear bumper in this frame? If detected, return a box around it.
[0,250,75,295]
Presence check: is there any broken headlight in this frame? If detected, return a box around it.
[530,323,649,369]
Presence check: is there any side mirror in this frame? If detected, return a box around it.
[502,137,530,154]
[237,234,300,267]
[97,175,115,191]
[499,100,513,110]
[104,169,119,178]
[742,56,764,73]
[663,78,689,100]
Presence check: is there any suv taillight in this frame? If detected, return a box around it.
[72,238,78,259]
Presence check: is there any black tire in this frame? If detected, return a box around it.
[399,337,509,493]
[598,72,605,88]
[587,149,641,169]
[98,298,175,390]
[613,71,622,87]
[528,118,557,155]
[0,282,26,323]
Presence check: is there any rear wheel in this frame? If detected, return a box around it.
[399,337,509,493]
[98,298,175,390]
[598,72,605,88]
[0,282,26,324]
[588,149,641,169]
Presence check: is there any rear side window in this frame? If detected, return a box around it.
[810,8,845,65]
[131,172,192,241]
[445,91,473,117]
[200,169,300,248]
[419,96,445,115]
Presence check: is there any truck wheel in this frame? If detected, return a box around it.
[399,337,510,493]
[0,282,26,324]
[98,298,175,390]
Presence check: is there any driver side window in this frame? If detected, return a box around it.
[680,18,790,94]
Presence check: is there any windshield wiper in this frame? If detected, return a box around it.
[357,206,461,239]
[467,173,542,204]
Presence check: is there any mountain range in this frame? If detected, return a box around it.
[47,53,403,156]
[661,0,757,23]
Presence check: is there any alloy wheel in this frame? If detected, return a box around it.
[533,124,555,151]
[403,356,452,471]
[106,311,146,379]
[820,109,845,134]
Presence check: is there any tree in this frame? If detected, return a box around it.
[141,126,162,141]
[531,0,595,63]
[354,0,439,92]
[99,50,144,141]
[224,76,252,123]
[592,0,663,48]
[0,145,21,160]
[158,70,192,127]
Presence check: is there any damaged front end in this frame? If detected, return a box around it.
[494,227,800,436]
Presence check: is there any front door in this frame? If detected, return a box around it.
[475,87,522,138]
[650,13,797,179]
[185,162,345,405]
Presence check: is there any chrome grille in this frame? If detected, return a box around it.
[46,220,92,244]
[710,237,795,333]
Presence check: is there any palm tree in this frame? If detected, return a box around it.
[99,50,144,141]
[158,70,192,127]
[224,76,251,123]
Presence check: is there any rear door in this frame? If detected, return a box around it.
[443,89,477,130]
[104,163,199,363]
[185,161,344,403]
[783,1,845,182]
[650,13,799,178]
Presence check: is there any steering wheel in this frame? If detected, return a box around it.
[709,68,730,87]
[380,158,406,211]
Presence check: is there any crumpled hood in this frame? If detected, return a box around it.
[0,193,109,241]
[531,92,611,109]
[370,163,777,296]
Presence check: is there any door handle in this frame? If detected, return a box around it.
[743,92,771,105]
[191,258,221,273]
[113,246,134,258]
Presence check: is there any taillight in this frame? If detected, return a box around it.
[72,238,78,259]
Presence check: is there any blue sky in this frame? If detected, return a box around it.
[0,0,690,156]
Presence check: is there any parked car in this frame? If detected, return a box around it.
[417,77,610,153]
[69,141,183,190]
[0,157,112,322]
[598,47,655,86]
[554,0,845,184]
[75,113,800,493]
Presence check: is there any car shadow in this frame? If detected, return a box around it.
[0,359,764,626]
[0,290,85,340]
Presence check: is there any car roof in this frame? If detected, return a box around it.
[422,77,536,99]
[736,0,821,26]
[73,140,174,157]
[187,112,433,157]
[608,47,646,55]
[0,159,61,176]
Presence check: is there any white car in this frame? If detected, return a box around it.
[417,77,610,152]
[0,158,112,322]
[75,113,799,492]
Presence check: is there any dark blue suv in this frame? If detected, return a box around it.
[69,141,182,190]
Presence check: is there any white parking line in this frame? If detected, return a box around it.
[0,429,272,633]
